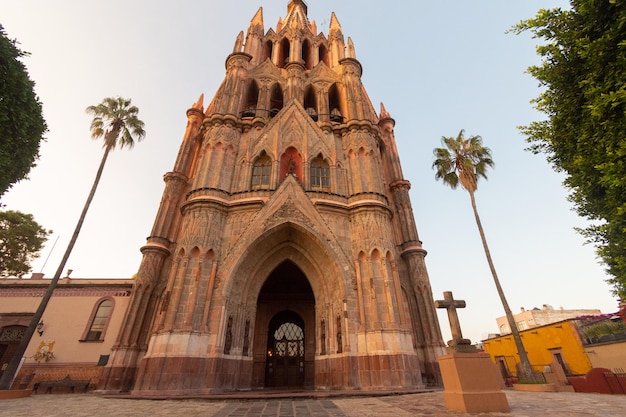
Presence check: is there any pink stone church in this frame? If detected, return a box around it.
[95,0,445,395]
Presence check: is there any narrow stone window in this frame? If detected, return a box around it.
[318,44,329,67]
[262,40,273,62]
[302,39,312,70]
[278,38,290,68]
[241,80,259,118]
[304,85,317,121]
[328,84,343,123]
[269,83,284,117]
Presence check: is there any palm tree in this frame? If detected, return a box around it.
[0,97,145,389]
[432,129,537,383]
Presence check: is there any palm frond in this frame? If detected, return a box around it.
[85,96,145,150]
[432,129,494,192]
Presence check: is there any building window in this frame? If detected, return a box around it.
[310,157,329,187]
[81,298,114,342]
[252,154,272,188]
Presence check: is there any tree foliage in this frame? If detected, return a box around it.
[85,96,145,151]
[0,210,50,277]
[433,130,494,193]
[0,25,47,197]
[513,0,626,298]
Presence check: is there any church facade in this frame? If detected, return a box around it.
[100,0,445,395]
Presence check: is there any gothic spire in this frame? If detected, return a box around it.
[192,93,204,112]
[282,0,312,33]
[329,12,342,33]
[287,0,308,16]
[250,6,264,30]
[379,102,393,123]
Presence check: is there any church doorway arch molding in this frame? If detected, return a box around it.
[224,221,350,308]
[221,221,349,389]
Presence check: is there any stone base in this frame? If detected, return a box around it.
[0,389,32,400]
[513,383,557,392]
[438,352,510,413]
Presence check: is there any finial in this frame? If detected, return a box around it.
[379,102,395,128]
[250,7,264,28]
[346,37,356,58]
[192,94,204,112]
[380,102,390,119]
[233,31,244,53]
[329,12,342,32]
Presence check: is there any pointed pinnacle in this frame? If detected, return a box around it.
[329,12,342,32]
[250,7,264,29]
[192,94,204,112]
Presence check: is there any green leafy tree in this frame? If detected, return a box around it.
[0,24,47,197]
[433,130,538,382]
[0,210,50,277]
[0,97,145,389]
[512,1,626,298]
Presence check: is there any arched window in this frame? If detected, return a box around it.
[302,39,312,70]
[304,86,317,121]
[310,155,330,188]
[82,298,114,342]
[252,153,272,188]
[318,44,329,66]
[262,40,273,62]
[278,38,290,68]
[241,80,259,118]
[269,84,284,118]
[328,84,343,123]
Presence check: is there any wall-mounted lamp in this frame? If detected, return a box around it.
[37,320,44,336]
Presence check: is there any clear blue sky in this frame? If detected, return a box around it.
[1,0,618,344]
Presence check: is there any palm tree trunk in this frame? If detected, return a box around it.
[468,190,537,383]
[0,147,111,390]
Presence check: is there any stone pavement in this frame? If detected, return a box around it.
[1,390,626,417]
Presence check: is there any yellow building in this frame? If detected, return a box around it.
[483,315,626,381]
[0,275,133,390]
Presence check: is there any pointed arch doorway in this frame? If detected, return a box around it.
[254,260,315,389]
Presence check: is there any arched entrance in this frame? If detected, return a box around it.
[0,325,27,380]
[255,260,315,389]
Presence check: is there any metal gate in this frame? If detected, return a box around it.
[266,316,304,388]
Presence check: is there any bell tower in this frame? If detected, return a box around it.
[100,0,445,395]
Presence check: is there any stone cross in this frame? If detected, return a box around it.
[435,291,472,349]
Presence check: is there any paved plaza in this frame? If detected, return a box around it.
[1,390,626,417]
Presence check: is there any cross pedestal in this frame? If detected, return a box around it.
[435,291,510,413]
